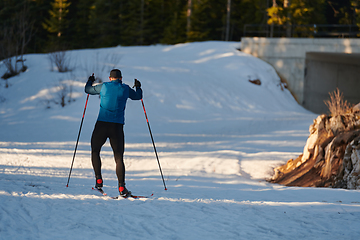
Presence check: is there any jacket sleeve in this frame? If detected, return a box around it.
[85,80,102,95]
[129,86,143,100]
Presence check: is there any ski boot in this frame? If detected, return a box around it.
[119,183,131,198]
[94,176,104,194]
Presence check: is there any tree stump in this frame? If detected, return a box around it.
[270,105,360,189]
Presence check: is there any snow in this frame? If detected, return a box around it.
[1,41,360,239]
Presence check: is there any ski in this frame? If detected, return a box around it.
[111,193,154,199]
[92,187,107,196]
[92,187,153,199]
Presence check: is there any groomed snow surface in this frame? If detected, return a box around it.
[1,41,359,239]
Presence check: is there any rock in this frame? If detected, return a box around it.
[270,104,360,189]
[341,136,360,189]
[301,114,330,164]
[353,103,360,113]
[249,79,261,85]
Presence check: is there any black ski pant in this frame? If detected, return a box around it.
[91,121,125,185]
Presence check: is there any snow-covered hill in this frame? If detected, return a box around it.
[1,41,359,239]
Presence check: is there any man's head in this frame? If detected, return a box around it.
[109,69,122,81]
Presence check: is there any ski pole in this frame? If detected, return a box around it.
[141,98,167,190]
[66,74,92,187]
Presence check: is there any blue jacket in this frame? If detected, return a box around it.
[85,79,142,124]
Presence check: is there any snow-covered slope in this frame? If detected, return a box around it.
[1,41,359,240]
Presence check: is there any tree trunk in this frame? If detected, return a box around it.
[140,0,144,45]
[225,0,231,41]
[187,0,192,40]
[284,0,291,37]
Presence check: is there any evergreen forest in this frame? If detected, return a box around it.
[1,0,360,57]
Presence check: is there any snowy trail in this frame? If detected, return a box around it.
[1,135,360,240]
[1,158,360,240]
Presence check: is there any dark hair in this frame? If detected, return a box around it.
[110,69,122,78]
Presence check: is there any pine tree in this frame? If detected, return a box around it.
[188,0,226,41]
[120,0,146,45]
[232,0,269,39]
[65,0,95,49]
[351,0,360,35]
[161,0,187,44]
[43,0,71,39]
[144,0,173,45]
[87,0,124,47]
[266,0,326,37]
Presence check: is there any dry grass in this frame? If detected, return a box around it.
[324,88,353,116]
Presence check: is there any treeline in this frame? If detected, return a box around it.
[0,0,360,55]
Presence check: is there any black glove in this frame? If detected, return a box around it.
[88,74,95,83]
[133,79,141,88]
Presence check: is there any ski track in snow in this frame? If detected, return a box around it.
[1,42,360,239]
[1,139,360,240]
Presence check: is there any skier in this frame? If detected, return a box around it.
[85,69,142,197]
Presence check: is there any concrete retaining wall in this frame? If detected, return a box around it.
[241,38,360,111]
[304,52,360,113]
